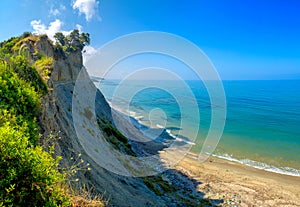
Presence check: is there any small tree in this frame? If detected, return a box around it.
[21,32,31,38]
[54,30,90,52]
[54,32,65,46]
[80,32,90,47]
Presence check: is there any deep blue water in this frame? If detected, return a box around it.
[96,79,300,176]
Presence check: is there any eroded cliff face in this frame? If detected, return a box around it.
[34,37,165,207]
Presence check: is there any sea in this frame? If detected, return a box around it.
[94,78,300,177]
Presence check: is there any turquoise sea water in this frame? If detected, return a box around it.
[96,79,300,176]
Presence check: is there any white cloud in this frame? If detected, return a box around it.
[76,24,83,33]
[30,19,73,41]
[49,4,66,17]
[82,45,97,64]
[72,0,99,21]
[50,8,60,16]
[60,4,66,11]
[30,20,46,34]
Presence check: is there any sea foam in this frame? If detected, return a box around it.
[212,153,300,177]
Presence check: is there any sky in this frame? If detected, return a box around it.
[0,0,300,80]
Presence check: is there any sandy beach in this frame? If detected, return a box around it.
[112,107,300,206]
[164,151,300,207]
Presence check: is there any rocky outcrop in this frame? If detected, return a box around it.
[35,35,54,58]
[51,49,82,82]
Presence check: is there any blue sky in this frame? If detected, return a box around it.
[0,0,300,80]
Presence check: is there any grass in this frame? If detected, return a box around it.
[97,116,136,156]
[143,175,214,206]
[34,55,54,80]
[143,176,179,196]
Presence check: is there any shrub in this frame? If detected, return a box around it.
[0,36,20,55]
[10,55,48,95]
[0,124,70,206]
[34,56,54,79]
[0,110,39,145]
[0,64,41,120]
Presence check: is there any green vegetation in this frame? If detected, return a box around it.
[0,60,41,143]
[9,55,48,95]
[143,176,179,196]
[0,124,70,206]
[12,35,39,56]
[34,56,54,80]
[97,116,136,156]
[54,30,90,53]
[143,175,213,206]
[0,36,21,55]
[0,34,71,206]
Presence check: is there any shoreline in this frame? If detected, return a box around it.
[106,98,300,177]
[186,151,300,181]
[113,101,300,177]
[210,153,300,177]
